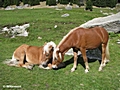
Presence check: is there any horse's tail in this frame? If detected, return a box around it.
[105,39,110,63]
[3,54,18,66]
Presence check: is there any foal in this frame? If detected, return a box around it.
[52,26,110,73]
[4,41,56,69]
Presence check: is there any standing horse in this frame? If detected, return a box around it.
[4,41,56,70]
[52,26,110,73]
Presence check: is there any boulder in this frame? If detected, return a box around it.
[80,12,120,33]
[65,4,72,10]
[1,24,30,38]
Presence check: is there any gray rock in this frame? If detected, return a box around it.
[80,12,120,33]
[65,4,72,10]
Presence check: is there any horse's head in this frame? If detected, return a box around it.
[42,41,56,66]
[52,48,64,68]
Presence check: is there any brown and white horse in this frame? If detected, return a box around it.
[4,41,56,69]
[52,26,110,73]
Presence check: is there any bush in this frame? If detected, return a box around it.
[85,0,93,11]
[22,0,29,5]
[106,0,117,8]
[29,0,40,6]
[91,0,117,8]
[59,0,69,5]
[14,0,20,6]
[0,0,4,7]
[3,0,11,8]
[46,0,56,6]
[73,0,81,6]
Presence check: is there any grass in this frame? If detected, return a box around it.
[0,7,120,90]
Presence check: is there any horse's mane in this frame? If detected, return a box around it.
[58,27,80,47]
[43,41,56,54]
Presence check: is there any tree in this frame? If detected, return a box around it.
[14,0,20,6]
[106,0,117,8]
[0,0,4,7]
[85,0,93,11]
[3,0,11,8]
[46,0,56,6]
[23,0,29,5]
[73,0,81,6]
[29,0,40,6]
[91,0,117,8]
[59,0,69,5]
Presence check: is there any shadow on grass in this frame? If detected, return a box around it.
[54,55,101,70]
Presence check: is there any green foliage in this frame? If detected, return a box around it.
[91,0,117,8]
[14,0,20,6]
[3,0,11,8]
[106,0,118,8]
[59,0,69,4]
[29,0,40,6]
[0,0,4,7]
[73,0,81,6]
[22,0,29,5]
[46,0,56,6]
[85,0,93,11]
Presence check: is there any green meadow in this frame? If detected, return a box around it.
[0,8,120,90]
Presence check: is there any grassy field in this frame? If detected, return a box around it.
[0,7,120,90]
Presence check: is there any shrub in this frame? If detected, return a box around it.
[59,0,69,5]
[85,0,93,11]
[14,0,20,6]
[91,0,117,8]
[0,0,4,7]
[22,0,29,5]
[29,0,40,6]
[3,0,11,8]
[46,0,56,6]
[106,0,117,8]
[73,0,81,6]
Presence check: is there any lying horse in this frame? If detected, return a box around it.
[52,26,110,73]
[4,41,56,69]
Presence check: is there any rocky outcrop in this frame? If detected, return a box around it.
[80,12,120,33]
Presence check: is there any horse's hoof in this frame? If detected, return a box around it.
[102,63,106,67]
[71,68,75,72]
[85,69,89,73]
[105,60,110,63]
[98,67,102,71]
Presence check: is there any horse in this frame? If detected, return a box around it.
[51,26,110,73]
[4,41,56,70]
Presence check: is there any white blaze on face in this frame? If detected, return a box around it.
[53,48,59,61]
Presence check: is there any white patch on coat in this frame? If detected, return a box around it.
[53,48,59,60]
[53,48,62,61]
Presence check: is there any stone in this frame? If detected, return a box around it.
[65,4,72,10]
[80,12,120,33]
[1,24,30,38]
[61,13,70,17]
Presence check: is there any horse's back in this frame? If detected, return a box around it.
[14,44,29,59]
[74,27,109,49]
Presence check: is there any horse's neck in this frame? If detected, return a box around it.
[58,42,72,54]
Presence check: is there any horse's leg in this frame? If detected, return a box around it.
[99,44,106,71]
[80,48,89,73]
[21,62,34,70]
[70,48,78,72]
[104,40,110,64]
